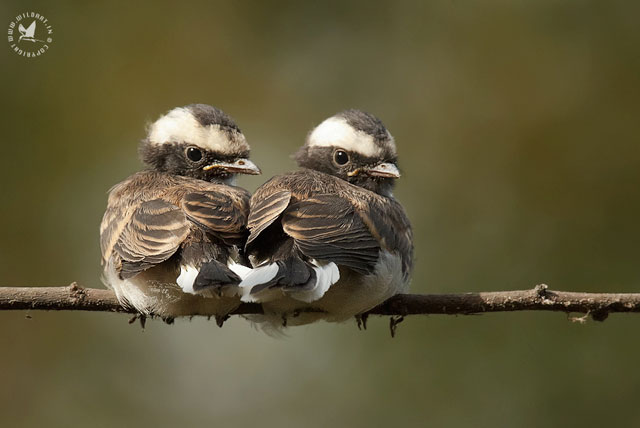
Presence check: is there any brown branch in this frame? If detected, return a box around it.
[1,283,640,322]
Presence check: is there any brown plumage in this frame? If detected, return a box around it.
[246,170,412,277]
[100,104,260,318]
[240,110,413,328]
[101,171,250,277]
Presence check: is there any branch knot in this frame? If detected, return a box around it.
[67,282,87,305]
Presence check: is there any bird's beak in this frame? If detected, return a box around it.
[362,162,401,179]
[203,158,261,175]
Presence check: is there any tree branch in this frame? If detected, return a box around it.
[1,283,640,322]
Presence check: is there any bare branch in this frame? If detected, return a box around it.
[2,283,640,322]
[369,284,640,321]
[0,283,129,313]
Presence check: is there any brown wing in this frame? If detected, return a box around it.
[109,199,190,278]
[182,189,250,246]
[100,201,126,266]
[359,198,414,279]
[246,190,292,247]
[281,195,381,274]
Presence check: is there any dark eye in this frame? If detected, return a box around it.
[186,147,203,162]
[333,150,350,166]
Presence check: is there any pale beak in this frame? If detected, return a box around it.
[202,158,261,175]
[365,162,401,179]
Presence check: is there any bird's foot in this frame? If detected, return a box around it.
[355,313,369,331]
[389,315,404,338]
[128,314,147,330]
[215,314,230,328]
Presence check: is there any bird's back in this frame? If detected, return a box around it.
[247,169,413,278]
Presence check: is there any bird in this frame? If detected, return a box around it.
[18,21,38,43]
[240,109,413,329]
[100,104,260,322]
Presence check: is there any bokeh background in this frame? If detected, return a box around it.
[2,1,640,426]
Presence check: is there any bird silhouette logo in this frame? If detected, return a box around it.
[7,12,54,58]
[18,20,44,43]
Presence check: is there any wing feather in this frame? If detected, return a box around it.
[246,190,292,247]
[281,195,380,274]
[182,190,249,246]
[360,198,414,279]
[110,199,190,278]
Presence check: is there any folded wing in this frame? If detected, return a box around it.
[182,190,249,247]
[109,199,190,279]
[246,190,292,247]
[281,195,380,275]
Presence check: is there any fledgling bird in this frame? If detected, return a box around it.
[100,104,260,320]
[241,109,413,328]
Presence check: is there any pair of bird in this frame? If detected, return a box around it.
[100,104,413,329]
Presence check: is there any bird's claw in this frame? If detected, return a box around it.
[389,315,404,338]
[215,314,229,328]
[355,313,369,330]
[128,314,147,330]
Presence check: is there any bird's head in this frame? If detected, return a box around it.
[295,109,400,195]
[139,104,260,183]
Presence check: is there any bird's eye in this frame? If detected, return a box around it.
[333,150,350,166]
[186,147,203,162]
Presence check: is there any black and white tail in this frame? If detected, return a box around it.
[239,258,340,303]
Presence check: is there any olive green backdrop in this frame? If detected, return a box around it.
[1,1,639,427]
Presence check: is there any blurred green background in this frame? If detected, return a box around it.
[2,1,640,427]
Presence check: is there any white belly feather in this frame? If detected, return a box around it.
[103,259,241,318]
[243,250,408,329]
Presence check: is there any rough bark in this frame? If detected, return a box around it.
[1,283,639,322]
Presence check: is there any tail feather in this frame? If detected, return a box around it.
[238,263,281,299]
[194,260,241,292]
[177,260,246,297]
[240,258,340,303]
[228,261,253,279]
[288,262,340,303]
